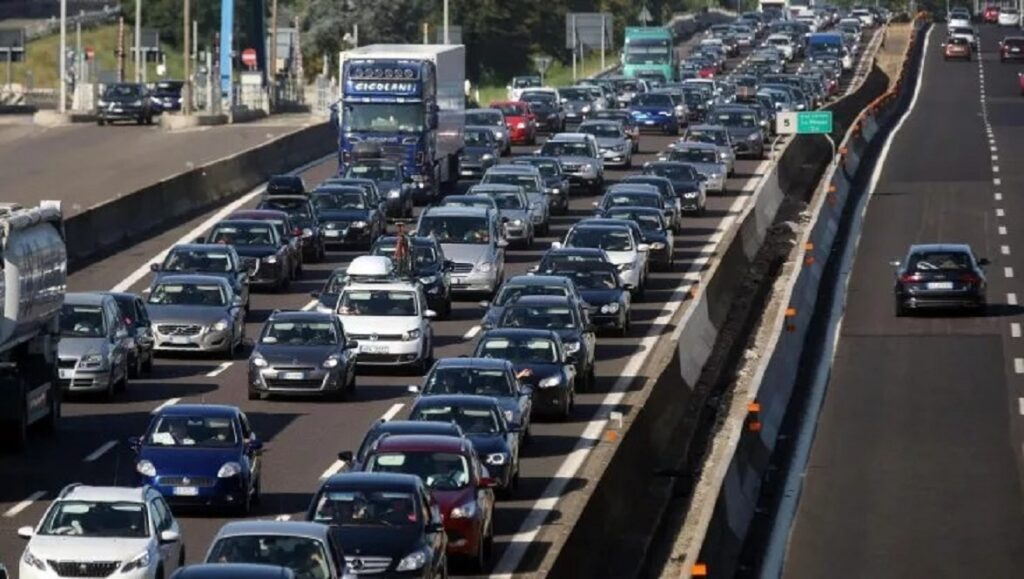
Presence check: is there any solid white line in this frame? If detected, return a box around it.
[152,398,181,414]
[1012,323,1021,338]
[995,192,1003,201]
[301,299,318,311]
[1002,245,1011,255]
[3,491,45,518]
[381,403,404,422]
[996,208,1005,217]
[1005,267,1014,279]
[1015,358,1024,374]
[1008,293,1017,306]
[999,226,1008,236]
[319,460,347,481]
[206,362,232,377]
[275,514,292,521]
[463,325,481,340]
[84,440,118,462]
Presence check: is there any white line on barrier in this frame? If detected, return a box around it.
[991,146,997,153]
[997,208,1005,217]
[319,460,347,481]
[206,362,232,377]
[1012,323,1021,338]
[1015,358,1024,374]
[999,226,1008,236]
[1005,267,1014,279]
[3,491,45,518]
[1008,293,1017,306]
[1002,245,1010,255]
[84,440,118,462]
[152,398,180,414]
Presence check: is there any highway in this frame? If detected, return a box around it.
[783,23,1024,578]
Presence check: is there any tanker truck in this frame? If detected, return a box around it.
[0,201,67,451]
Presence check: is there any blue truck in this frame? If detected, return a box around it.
[336,44,466,204]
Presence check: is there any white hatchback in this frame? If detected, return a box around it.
[999,8,1021,26]
[337,280,436,373]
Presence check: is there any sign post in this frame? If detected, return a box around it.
[531,55,552,85]
[241,47,258,70]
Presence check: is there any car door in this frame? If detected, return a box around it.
[133,298,154,355]
[107,300,129,380]
[239,412,261,484]
[510,365,532,427]
[149,495,183,571]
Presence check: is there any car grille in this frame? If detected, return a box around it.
[323,221,351,230]
[48,561,120,577]
[348,333,405,341]
[450,262,474,274]
[240,257,260,274]
[561,162,584,173]
[158,324,202,336]
[265,378,325,390]
[157,475,216,487]
[345,555,392,575]
[58,358,78,369]
[381,145,407,162]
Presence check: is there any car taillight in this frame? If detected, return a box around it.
[293,227,303,237]
[960,273,980,284]
[899,273,923,283]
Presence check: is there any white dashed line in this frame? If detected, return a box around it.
[992,155,999,162]
[206,362,232,377]
[84,440,118,462]
[994,178,1002,186]
[151,398,180,414]
[319,460,347,480]
[1019,398,1024,415]
[275,514,292,521]
[3,491,45,518]
[995,193,1003,201]
[1002,245,1011,255]
[996,208,1005,217]
[1005,267,1014,279]
[381,403,404,421]
[993,166,1000,173]
[463,325,481,340]
[1012,323,1021,338]
[991,146,998,152]
[1008,293,1017,306]
[999,226,1008,235]
[1015,358,1024,374]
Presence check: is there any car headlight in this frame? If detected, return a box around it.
[252,355,268,368]
[419,274,438,284]
[322,356,341,369]
[136,459,156,477]
[503,409,515,423]
[748,133,760,141]
[582,105,592,113]
[396,549,429,572]
[511,219,524,226]
[482,153,495,162]
[651,241,666,250]
[492,129,503,139]
[450,500,478,519]
[97,99,108,107]
[22,547,47,571]
[218,461,243,478]
[719,152,729,160]
[563,340,581,354]
[212,319,230,332]
[710,173,721,180]
[403,329,422,341]
[486,452,508,465]
[683,192,698,198]
[131,99,143,106]
[550,187,561,195]
[600,303,620,314]
[263,255,278,264]
[387,188,401,198]
[81,353,105,368]
[658,111,672,116]
[516,122,526,129]
[351,220,368,228]
[302,228,313,237]
[121,549,152,573]
[476,262,493,273]
[539,375,562,388]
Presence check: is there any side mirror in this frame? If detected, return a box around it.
[128,436,141,451]
[338,450,354,462]
[346,339,359,350]
[17,526,34,539]
[407,385,421,394]
[424,309,437,319]
[159,529,181,544]
[193,236,205,244]
[497,239,509,249]
[977,257,991,266]
[478,300,491,309]
[551,241,563,249]
[247,440,264,452]
[149,263,161,272]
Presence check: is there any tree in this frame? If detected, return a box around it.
[301,0,432,71]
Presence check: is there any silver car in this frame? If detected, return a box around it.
[147,274,246,356]
[414,206,508,296]
[468,183,536,247]
[578,119,633,169]
[660,142,728,194]
[465,108,511,156]
[481,165,551,236]
[675,124,735,176]
[540,133,605,194]
[58,292,131,397]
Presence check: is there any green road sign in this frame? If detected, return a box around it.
[796,111,833,134]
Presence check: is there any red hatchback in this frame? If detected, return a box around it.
[489,101,537,145]
[984,5,1001,23]
[364,434,497,572]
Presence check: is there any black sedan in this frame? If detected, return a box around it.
[370,235,455,317]
[474,328,577,420]
[642,161,707,215]
[510,156,571,215]
[891,243,989,316]
[533,247,613,274]
[459,126,501,181]
[603,206,675,271]
[202,220,293,291]
[310,187,385,249]
[96,82,155,125]
[545,264,632,335]
[257,194,327,262]
[343,159,414,219]
[707,105,767,159]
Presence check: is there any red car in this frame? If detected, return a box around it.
[364,434,497,571]
[489,100,537,145]
[1018,72,1024,95]
[943,36,972,60]
[984,5,1001,23]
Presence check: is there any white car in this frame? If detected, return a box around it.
[336,276,436,373]
[765,34,795,61]
[18,484,184,579]
[554,222,650,293]
[948,14,971,29]
[999,7,1021,26]
[948,26,978,48]
[852,9,876,27]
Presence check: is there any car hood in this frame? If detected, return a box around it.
[153,270,237,287]
[579,288,621,305]
[147,305,230,326]
[101,93,143,104]
[551,155,599,166]
[595,136,627,148]
[498,208,531,222]
[254,344,336,366]
[338,316,421,335]
[512,362,562,387]
[27,535,152,562]
[683,161,726,177]
[442,244,491,265]
[58,337,107,359]
[232,245,279,258]
[465,432,509,455]
[139,444,242,476]
[461,145,495,160]
[333,526,420,559]
[668,178,701,193]
[723,125,761,139]
[318,209,371,221]
[601,249,636,266]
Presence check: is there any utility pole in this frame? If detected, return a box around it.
[423,22,429,44]
[353,24,359,47]
[183,0,191,114]
[58,0,66,113]
[269,0,278,110]
[134,0,141,82]
[117,16,125,82]
[571,14,577,81]
[443,0,450,44]
[600,14,606,70]
[75,20,81,85]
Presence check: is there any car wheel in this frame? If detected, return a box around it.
[97,118,105,126]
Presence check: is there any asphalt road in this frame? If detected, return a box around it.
[0,113,320,214]
[783,23,1024,578]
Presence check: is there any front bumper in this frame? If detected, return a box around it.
[588,308,625,329]
[153,325,234,353]
[600,149,630,167]
[322,224,373,245]
[547,189,569,210]
[57,362,113,393]
[146,473,249,507]
[531,384,571,416]
[245,260,286,287]
[97,106,147,120]
[250,366,346,397]
[351,338,427,366]
[503,223,532,241]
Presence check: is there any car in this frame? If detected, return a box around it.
[459,126,501,180]
[147,275,246,357]
[539,262,632,335]
[642,161,708,215]
[201,219,294,291]
[602,206,674,271]
[947,25,978,50]
[659,142,728,194]
[764,34,795,61]
[610,76,649,107]
[17,484,184,579]
[414,206,507,296]
[984,4,1002,23]
[228,209,304,278]
[706,105,767,159]
[629,92,680,135]
[131,404,263,513]
[170,564,295,579]
[534,247,614,275]
[149,244,252,312]
[257,194,327,262]
[594,186,669,226]
[519,90,565,133]
[480,165,551,235]
[108,292,156,378]
[578,119,633,169]
[999,6,1020,26]
[509,156,572,215]
[507,75,542,100]
[490,100,538,145]
[589,110,641,151]
[320,177,387,211]
[479,274,587,331]
[370,235,455,318]
[558,86,597,126]
[408,395,522,493]
[341,419,466,472]
[343,157,415,219]
[999,36,1024,61]
[891,244,989,316]
[679,124,736,175]
[539,133,605,194]
[151,79,184,112]
[266,174,306,196]
[309,186,386,250]
[248,311,358,401]
[467,184,536,247]
[944,36,973,60]
[555,221,649,295]
[57,292,131,398]
[96,82,155,125]
[307,473,447,577]
[473,328,577,419]
[437,194,499,211]
[465,108,511,155]
[360,438,495,571]
[204,521,348,578]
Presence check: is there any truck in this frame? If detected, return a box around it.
[0,201,66,451]
[337,44,466,203]
[759,0,790,19]
[622,27,676,83]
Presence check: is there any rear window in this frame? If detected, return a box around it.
[907,251,972,272]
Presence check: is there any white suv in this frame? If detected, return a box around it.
[18,484,184,579]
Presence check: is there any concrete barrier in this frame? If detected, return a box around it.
[64,121,334,269]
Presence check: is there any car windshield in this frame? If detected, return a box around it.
[260,321,338,345]
[373,243,438,267]
[311,489,420,529]
[338,289,417,316]
[424,367,512,396]
[465,129,494,146]
[501,305,578,330]
[567,227,633,251]
[608,211,663,231]
[477,336,559,363]
[147,415,238,447]
[685,130,726,146]
[209,224,275,246]
[514,77,541,88]
[260,198,311,218]
[633,93,673,107]
[493,104,524,116]
[466,111,503,126]
[370,451,472,491]
[489,192,526,210]
[541,254,605,270]
[40,501,148,538]
[907,251,973,272]
[164,249,233,273]
[441,197,493,209]
[554,268,619,290]
[418,215,491,244]
[103,84,142,98]
[521,93,555,106]
[60,304,106,338]
[580,123,622,138]
[604,193,659,209]
[496,283,569,306]
[148,283,227,307]
[313,191,366,210]
[541,142,591,157]
[560,88,589,100]
[412,405,501,434]
[207,535,330,579]
[516,160,559,177]
[346,163,399,182]
[647,164,698,181]
[711,111,758,127]
[483,173,540,193]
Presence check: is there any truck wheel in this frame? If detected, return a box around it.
[0,386,29,452]
[40,384,60,435]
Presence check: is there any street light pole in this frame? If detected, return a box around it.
[183,0,191,115]
[443,0,450,44]
[270,0,278,110]
[59,0,67,113]
[135,0,142,82]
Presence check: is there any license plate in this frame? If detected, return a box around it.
[282,372,305,380]
[1013,47,1021,52]
[461,170,476,176]
[169,336,191,345]
[112,108,123,113]
[325,230,340,237]
[926,282,953,290]
[59,369,72,379]
[360,344,390,354]
[451,277,464,285]
[173,486,199,497]
[645,120,656,125]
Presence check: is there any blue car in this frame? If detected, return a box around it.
[629,93,680,135]
[130,404,263,514]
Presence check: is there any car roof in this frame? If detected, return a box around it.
[267,311,337,323]
[605,206,664,217]
[375,235,438,247]
[64,292,111,306]
[151,274,231,286]
[687,124,727,132]
[322,471,423,490]
[511,156,561,164]
[469,184,522,193]
[170,243,234,253]
[230,209,289,220]
[421,206,492,218]
[372,434,470,454]
[548,133,591,142]
[62,485,146,503]
[606,186,660,196]
[412,394,502,408]
[579,119,620,127]
[344,280,418,292]
[215,218,279,227]
[465,124,497,134]
[372,420,462,435]
[908,243,973,254]
[487,165,539,174]
[672,141,719,151]
[158,403,240,417]
[480,328,561,340]
[259,195,309,203]
[546,247,607,257]
[215,521,330,540]
[506,294,573,306]
[434,357,511,371]
[505,274,573,287]
[172,564,294,578]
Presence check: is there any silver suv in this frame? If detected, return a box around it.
[480,165,551,235]
[414,206,508,296]
[58,292,131,398]
[578,120,633,169]
[539,133,605,194]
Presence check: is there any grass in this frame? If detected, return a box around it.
[877,23,912,88]
[474,56,613,105]
[2,24,184,89]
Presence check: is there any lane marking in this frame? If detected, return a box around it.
[152,398,180,414]
[993,166,1000,173]
[996,208,1005,217]
[992,155,999,162]
[1005,267,1014,279]
[206,362,232,377]
[3,491,45,518]
[1015,358,1024,374]
[319,460,347,480]
[84,440,118,462]
[1013,323,1022,338]
[991,146,998,152]
[463,325,481,340]
[381,403,404,422]
[301,299,318,311]
[1008,293,1017,306]
[1002,245,1011,255]
[994,178,1002,186]
[1019,398,1024,415]
[999,226,1008,236]
[995,192,1003,201]
[275,514,292,521]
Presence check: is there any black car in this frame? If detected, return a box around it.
[150,243,252,312]
[340,419,465,472]
[370,235,455,317]
[107,292,155,377]
[495,295,596,391]
[321,177,387,211]
[891,244,989,316]
[603,206,674,271]
[519,91,565,133]
[257,195,327,262]
[509,156,571,215]
[171,565,294,579]
[267,174,306,196]
[459,126,501,181]
[473,328,576,420]
[480,274,586,330]
[248,311,358,400]
[558,86,597,126]
[642,161,707,215]
[310,266,348,314]
[594,188,666,218]
[307,473,448,578]
[534,247,613,274]
[151,80,184,113]
[543,264,631,335]
[310,187,386,249]
[620,175,683,225]
[408,395,522,493]
[202,220,293,291]
[96,83,155,125]
[344,159,414,219]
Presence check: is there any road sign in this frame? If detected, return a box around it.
[532,55,553,75]
[776,111,833,135]
[639,5,654,25]
[241,47,257,69]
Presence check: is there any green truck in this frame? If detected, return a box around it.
[622,27,676,82]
